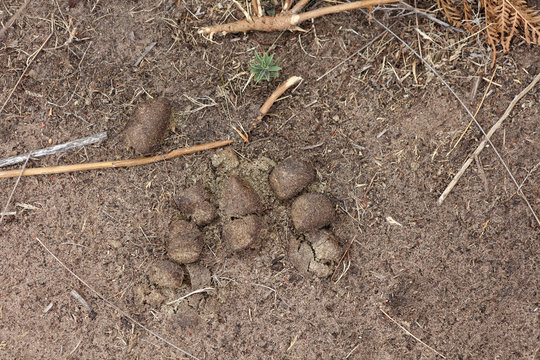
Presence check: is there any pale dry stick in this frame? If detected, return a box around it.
[379,308,446,358]
[0,132,107,168]
[362,10,540,225]
[0,140,233,179]
[0,155,30,225]
[166,287,214,305]
[0,0,31,39]
[0,32,52,114]
[438,72,540,214]
[199,0,399,36]
[33,236,200,360]
[257,76,303,120]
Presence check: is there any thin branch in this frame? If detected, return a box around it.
[0,140,233,179]
[0,132,107,168]
[362,10,539,226]
[257,76,302,120]
[438,72,540,222]
[199,0,398,36]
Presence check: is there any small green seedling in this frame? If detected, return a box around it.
[249,51,281,83]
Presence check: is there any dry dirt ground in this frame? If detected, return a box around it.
[1,0,539,359]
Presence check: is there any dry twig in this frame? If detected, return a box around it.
[0,140,233,179]
[363,10,539,226]
[257,76,302,121]
[199,0,398,37]
[438,72,540,216]
[0,32,52,114]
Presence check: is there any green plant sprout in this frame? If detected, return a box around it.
[249,51,281,83]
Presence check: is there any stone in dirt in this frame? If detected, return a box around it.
[291,193,335,233]
[124,97,171,154]
[220,176,262,217]
[149,260,184,288]
[167,220,203,264]
[222,214,262,251]
[269,157,316,200]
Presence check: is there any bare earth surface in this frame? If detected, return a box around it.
[1,1,539,359]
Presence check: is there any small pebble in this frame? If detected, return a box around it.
[124,97,171,154]
[149,260,184,288]
[220,176,262,217]
[167,220,203,264]
[269,157,315,200]
[291,193,335,233]
[222,214,262,251]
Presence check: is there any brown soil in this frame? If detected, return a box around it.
[1,1,539,359]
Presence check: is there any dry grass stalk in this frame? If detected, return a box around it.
[363,10,539,225]
[199,0,399,37]
[438,72,540,217]
[0,140,233,179]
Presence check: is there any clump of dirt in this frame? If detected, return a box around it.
[175,184,217,226]
[124,97,171,154]
[269,157,316,200]
[167,220,203,264]
[220,176,263,217]
[290,193,335,232]
[149,260,184,288]
[222,214,263,251]
[289,229,342,278]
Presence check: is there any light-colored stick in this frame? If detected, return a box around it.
[362,10,539,225]
[199,0,398,36]
[438,72,540,205]
[0,140,233,179]
[257,76,302,120]
[0,132,107,168]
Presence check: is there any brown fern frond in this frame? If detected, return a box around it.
[438,0,540,63]
[437,0,464,25]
